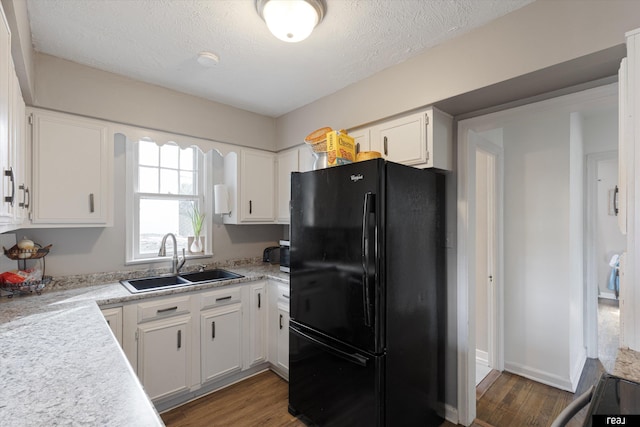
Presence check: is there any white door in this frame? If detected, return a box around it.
[475,147,498,385]
[201,304,242,383]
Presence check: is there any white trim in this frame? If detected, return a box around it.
[475,349,489,365]
[444,404,458,425]
[504,348,586,393]
[599,292,618,300]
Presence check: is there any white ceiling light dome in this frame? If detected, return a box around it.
[256,0,325,43]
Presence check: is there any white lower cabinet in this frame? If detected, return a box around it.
[276,306,290,373]
[268,280,290,378]
[137,314,192,402]
[101,306,123,346]
[246,281,267,367]
[121,279,288,408]
[201,303,242,383]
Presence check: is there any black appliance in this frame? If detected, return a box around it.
[288,159,445,426]
[262,246,280,263]
[280,240,290,273]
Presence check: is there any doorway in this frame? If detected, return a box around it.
[474,136,502,386]
[585,151,625,371]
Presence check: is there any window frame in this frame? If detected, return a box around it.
[125,138,211,265]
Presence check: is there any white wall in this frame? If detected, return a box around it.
[503,111,576,389]
[569,112,586,388]
[33,53,277,152]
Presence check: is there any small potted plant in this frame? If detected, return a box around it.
[189,203,205,253]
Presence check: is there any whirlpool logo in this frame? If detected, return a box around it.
[350,174,364,182]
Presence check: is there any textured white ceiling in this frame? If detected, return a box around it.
[25,0,533,118]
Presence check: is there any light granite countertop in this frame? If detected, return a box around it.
[0,262,288,426]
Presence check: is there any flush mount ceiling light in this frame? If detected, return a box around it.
[256,0,325,43]
[197,51,219,67]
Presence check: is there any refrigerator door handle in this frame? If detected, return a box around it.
[361,191,374,327]
[291,325,369,367]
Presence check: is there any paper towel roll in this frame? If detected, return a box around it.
[214,184,230,214]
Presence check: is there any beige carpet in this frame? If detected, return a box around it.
[614,348,640,382]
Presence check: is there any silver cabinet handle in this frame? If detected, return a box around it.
[4,168,14,206]
[18,185,26,208]
[157,306,178,314]
[89,193,95,213]
[24,188,30,209]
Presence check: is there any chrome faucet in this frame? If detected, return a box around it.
[158,233,186,274]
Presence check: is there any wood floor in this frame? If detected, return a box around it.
[162,360,605,427]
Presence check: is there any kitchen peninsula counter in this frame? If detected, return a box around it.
[0,263,287,427]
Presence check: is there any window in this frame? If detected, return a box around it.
[126,139,208,263]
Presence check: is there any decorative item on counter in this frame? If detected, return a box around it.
[304,127,332,170]
[188,203,205,253]
[1,239,52,297]
[326,129,355,166]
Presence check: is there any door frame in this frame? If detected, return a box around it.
[457,126,505,425]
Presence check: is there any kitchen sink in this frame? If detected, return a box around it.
[179,269,243,283]
[120,269,244,293]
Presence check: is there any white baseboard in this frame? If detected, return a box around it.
[445,404,458,425]
[476,349,489,365]
[504,361,574,392]
[599,292,617,300]
[570,349,587,392]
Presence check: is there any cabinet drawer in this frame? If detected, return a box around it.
[277,284,290,304]
[201,287,241,310]
[137,295,191,323]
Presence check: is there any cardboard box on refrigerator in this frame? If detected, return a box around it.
[326,130,355,166]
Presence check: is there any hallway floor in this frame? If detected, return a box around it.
[598,297,619,373]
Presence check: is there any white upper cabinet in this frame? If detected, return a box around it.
[349,128,371,154]
[223,149,275,224]
[367,106,452,170]
[0,8,12,225]
[29,108,113,226]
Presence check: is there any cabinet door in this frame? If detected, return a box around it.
[137,315,191,401]
[277,306,290,372]
[248,282,267,367]
[349,128,371,153]
[0,10,11,223]
[371,112,426,166]
[30,109,111,225]
[201,304,242,383]
[11,70,27,224]
[240,150,275,222]
[277,149,299,223]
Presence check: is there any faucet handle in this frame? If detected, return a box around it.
[177,248,186,273]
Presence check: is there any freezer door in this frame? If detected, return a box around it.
[288,322,383,427]
[290,160,382,353]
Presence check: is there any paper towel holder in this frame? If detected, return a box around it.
[214,184,231,216]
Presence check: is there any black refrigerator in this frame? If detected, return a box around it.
[288,159,445,427]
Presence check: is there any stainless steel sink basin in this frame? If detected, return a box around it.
[120,269,244,293]
[179,269,243,283]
